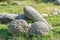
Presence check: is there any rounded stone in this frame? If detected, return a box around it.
[24,6,52,29]
[8,19,29,36]
[11,1,22,5]
[28,22,49,36]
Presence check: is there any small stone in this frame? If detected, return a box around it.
[58,9,60,14]
[50,11,58,15]
[15,14,27,20]
[0,14,18,23]
[28,22,49,36]
[11,1,23,5]
[41,14,48,17]
[8,19,29,36]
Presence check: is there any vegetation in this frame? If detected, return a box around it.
[0,0,60,40]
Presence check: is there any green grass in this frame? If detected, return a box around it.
[0,1,60,40]
[0,1,60,14]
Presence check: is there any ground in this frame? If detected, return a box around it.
[0,1,60,40]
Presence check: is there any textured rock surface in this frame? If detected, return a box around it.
[24,6,52,29]
[56,0,60,5]
[28,22,49,35]
[8,19,29,36]
[0,14,18,23]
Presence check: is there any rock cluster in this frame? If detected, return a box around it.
[5,6,52,36]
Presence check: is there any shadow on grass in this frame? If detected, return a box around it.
[0,29,14,40]
[0,29,52,40]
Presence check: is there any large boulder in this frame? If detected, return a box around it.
[28,22,49,36]
[24,6,52,29]
[56,0,60,5]
[0,14,18,23]
[8,19,29,36]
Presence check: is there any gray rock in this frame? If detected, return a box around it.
[24,6,52,29]
[15,14,27,20]
[41,14,48,17]
[28,22,49,36]
[11,1,23,5]
[28,23,32,28]
[58,9,60,14]
[56,0,60,5]
[8,19,29,36]
[0,4,7,6]
[50,9,60,16]
[50,11,58,16]
[0,14,18,23]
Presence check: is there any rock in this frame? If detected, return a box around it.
[28,22,49,36]
[11,1,23,5]
[50,11,58,16]
[15,14,27,20]
[52,11,58,15]
[8,19,29,36]
[56,0,60,5]
[24,6,52,29]
[58,9,60,14]
[41,14,48,17]
[0,14,18,23]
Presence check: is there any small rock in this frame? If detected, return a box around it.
[0,4,7,6]
[50,11,58,16]
[28,22,49,36]
[41,14,48,17]
[8,19,29,36]
[0,14,18,23]
[11,1,23,5]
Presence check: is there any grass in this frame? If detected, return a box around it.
[0,1,60,40]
